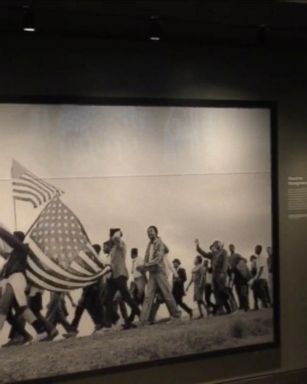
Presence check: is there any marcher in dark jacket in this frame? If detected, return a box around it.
[0,226,55,341]
[66,244,107,337]
[105,229,140,329]
[172,259,193,318]
[195,239,231,315]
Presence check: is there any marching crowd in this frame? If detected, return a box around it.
[0,225,273,347]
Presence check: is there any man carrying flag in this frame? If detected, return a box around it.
[0,225,57,341]
[2,160,107,342]
[24,196,105,292]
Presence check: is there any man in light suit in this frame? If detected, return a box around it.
[140,226,181,324]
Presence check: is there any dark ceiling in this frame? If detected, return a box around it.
[1,0,307,45]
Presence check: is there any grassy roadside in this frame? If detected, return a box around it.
[0,309,273,383]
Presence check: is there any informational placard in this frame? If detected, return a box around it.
[288,176,307,219]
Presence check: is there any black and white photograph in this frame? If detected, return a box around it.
[0,101,278,383]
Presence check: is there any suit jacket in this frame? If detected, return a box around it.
[172,267,187,297]
[144,237,168,273]
[0,227,29,278]
[109,238,128,279]
[196,245,228,276]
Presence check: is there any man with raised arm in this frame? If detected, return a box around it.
[195,239,230,315]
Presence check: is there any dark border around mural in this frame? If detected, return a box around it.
[0,96,280,384]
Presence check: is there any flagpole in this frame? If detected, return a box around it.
[13,197,17,231]
[11,158,65,235]
[11,160,17,230]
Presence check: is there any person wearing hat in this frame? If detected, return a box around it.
[195,239,230,315]
[172,258,193,318]
[104,228,140,329]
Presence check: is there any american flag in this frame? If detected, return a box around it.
[11,159,64,208]
[25,196,107,291]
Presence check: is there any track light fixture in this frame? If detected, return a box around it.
[23,3,36,33]
[149,16,162,41]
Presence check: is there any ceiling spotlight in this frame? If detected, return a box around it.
[24,27,35,33]
[23,4,36,33]
[24,27,35,32]
[149,16,162,41]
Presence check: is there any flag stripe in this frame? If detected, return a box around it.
[26,259,111,293]
[26,269,95,292]
[26,271,67,292]
[27,253,100,286]
[78,250,101,274]
[23,195,106,292]
[70,261,93,276]
[12,188,43,206]
[68,254,98,275]
[13,181,47,203]
[28,239,100,282]
[21,175,53,200]
[84,243,105,270]
[27,258,99,289]
[11,160,64,208]
[24,172,59,195]
[13,196,37,208]
[28,252,93,284]
[26,265,110,292]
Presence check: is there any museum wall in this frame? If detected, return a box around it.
[0,35,306,383]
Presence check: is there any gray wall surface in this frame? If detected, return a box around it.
[1,35,307,383]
